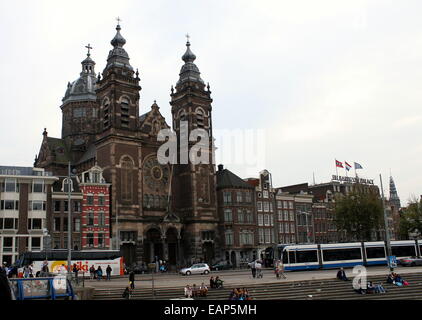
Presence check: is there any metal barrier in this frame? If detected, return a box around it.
[9,277,75,300]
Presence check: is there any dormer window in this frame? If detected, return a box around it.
[62,178,73,193]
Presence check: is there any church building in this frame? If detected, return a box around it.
[34,22,220,267]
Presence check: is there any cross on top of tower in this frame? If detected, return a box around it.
[85,43,92,56]
[185,33,190,43]
[116,16,122,25]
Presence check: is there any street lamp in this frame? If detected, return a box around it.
[66,162,77,280]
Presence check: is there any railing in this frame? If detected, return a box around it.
[9,277,75,300]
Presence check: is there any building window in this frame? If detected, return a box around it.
[224,209,232,222]
[278,210,283,221]
[28,218,42,230]
[121,157,134,202]
[4,218,17,229]
[64,201,69,212]
[225,230,233,246]
[98,234,105,247]
[245,191,252,203]
[87,233,94,247]
[258,214,263,226]
[264,214,269,226]
[98,195,105,206]
[238,210,244,223]
[3,237,13,250]
[259,229,264,244]
[264,229,271,243]
[73,201,81,212]
[270,215,274,226]
[87,196,94,206]
[5,179,18,192]
[74,218,80,232]
[269,202,273,212]
[263,202,269,212]
[1,200,18,210]
[289,202,294,209]
[54,201,61,212]
[63,218,68,232]
[88,211,94,226]
[223,191,232,204]
[32,179,44,193]
[277,200,282,209]
[257,201,262,212]
[98,211,105,227]
[54,218,61,231]
[31,201,46,211]
[31,237,41,250]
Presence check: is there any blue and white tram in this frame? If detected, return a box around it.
[279,240,420,271]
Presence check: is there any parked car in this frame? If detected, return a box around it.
[211,261,232,271]
[398,256,422,267]
[179,263,210,275]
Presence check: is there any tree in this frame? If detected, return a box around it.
[334,184,383,242]
[399,197,422,239]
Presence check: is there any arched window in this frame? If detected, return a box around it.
[120,97,130,128]
[121,156,134,202]
[103,100,110,128]
[196,108,205,128]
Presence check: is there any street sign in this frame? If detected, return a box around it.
[388,256,397,268]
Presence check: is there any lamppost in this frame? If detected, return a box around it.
[66,162,77,280]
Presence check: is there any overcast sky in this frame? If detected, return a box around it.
[0,0,421,205]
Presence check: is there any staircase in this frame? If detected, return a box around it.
[93,273,422,300]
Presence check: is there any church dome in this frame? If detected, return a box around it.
[62,52,97,104]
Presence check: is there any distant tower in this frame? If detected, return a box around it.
[389,176,401,209]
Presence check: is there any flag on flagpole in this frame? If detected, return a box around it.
[345,161,352,171]
[354,162,363,170]
[335,160,344,168]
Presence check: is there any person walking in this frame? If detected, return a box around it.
[277,260,286,279]
[72,264,79,283]
[89,265,96,280]
[106,265,112,281]
[96,266,103,281]
[29,264,34,278]
[129,270,135,290]
[41,261,49,277]
[250,260,256,278]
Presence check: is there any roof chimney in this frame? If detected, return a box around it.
[218,164,224,172]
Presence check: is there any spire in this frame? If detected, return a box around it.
[81,43,96,75]
[176,35,204,87]
[110,21,127,48]
[105,18,133,72]
[389,176,401,209]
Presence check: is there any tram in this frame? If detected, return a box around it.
[276,240,421,271]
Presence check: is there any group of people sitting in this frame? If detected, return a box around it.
[228,287,252,300]
[387,272,409,286]
[354,281,387,294]
[209,276,224,289]
[184,283,209,298]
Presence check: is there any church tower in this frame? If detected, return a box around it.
[95,21,143,255]
[170,37,219,264]
[61,45,99,161]
[389,176,401,209]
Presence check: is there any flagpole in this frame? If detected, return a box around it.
[345,161,348,177]
[335,159,338,177]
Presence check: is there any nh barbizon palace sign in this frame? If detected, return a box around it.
[332,175,374,185]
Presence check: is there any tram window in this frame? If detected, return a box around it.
[296,250,318,263]
[419,245,422,257]
[366,247,386,259]
[289,251,296,264]
[282,252,288,264]
[323,248,362,261]
[391,245,416,257]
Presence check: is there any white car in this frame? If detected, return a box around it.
[179,263,210,275]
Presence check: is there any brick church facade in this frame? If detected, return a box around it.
[34,23,220,267]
